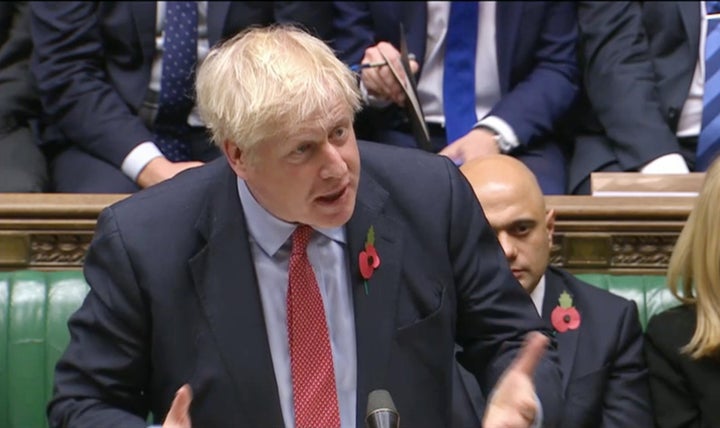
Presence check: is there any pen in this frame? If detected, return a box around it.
[350,61,388,72]
[349,53,417,72]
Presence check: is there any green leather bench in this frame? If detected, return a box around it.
[0,270,681,428]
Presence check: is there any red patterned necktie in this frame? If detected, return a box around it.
[287,225,341,428]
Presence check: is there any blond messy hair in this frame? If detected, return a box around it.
[195,24,362,157]
[667,157,720,359]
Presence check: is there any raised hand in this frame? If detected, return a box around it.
[482,332,549,428]
[162,384,193,428]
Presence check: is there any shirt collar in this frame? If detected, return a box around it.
[236,178,346,257]
[529,274,546,317]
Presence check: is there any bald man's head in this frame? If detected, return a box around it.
[460,155,555,293]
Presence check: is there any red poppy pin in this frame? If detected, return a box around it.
[550,291,581,333]
[359,225,381,294]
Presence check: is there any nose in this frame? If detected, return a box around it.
[319,142,348,180]
[497,232,517,261]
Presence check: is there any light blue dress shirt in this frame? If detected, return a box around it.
[237,178,357,428]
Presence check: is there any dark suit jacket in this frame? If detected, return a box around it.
[332,1,579,151]
[48,141,562,428]
[571,1,700,193]
[455,266,652,427]
[645,305,720,428]
[29,1,334,168]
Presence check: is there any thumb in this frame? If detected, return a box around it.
[163,384,193,428]
[511,332,549,377]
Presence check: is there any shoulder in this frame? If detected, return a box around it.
[101,158,229,233]
[357,140,467,200]
[549,267,637,312]
[646,305,695,346]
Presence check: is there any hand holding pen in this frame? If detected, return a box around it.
[355,41,419,106]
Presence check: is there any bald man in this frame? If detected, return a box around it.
[454,155,653,427]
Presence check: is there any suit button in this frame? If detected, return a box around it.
[668,108,678,120]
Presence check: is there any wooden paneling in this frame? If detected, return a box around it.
[0,194,696,273]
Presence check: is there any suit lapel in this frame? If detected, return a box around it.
[542,269,579,395]
[678,2,701,60]
[206,2,231,46]
[347,170,403,427]
[495,2,522,93]
[188,164,284,427]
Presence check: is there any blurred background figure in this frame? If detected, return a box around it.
[645,156,720,427]
[30,2,333,193]
[332,1,579,195]
[572,1,720,194]
[0,1,48,192]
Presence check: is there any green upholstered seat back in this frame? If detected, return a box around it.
[575,273,680,330]
[0,270,89,428]
[0,270,681,428]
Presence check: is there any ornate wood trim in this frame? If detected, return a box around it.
[0,194,696,273]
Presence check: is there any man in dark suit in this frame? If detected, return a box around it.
[571,1,709,194]
[458,154,654,427]
[332,1,579,195]
[48,26,562,428]
[29,2,333,193]
[0,1,47,192]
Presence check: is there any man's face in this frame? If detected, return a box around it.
[478,186,554,293]
[227,101,360,228]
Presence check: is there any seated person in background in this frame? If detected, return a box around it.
[332,1,579,195]
[0,1,47,192]
[456,154,654,427]
[47,25,563,428]
[572,1,720,195]
[645,157,720,427]
[29,1,334,193]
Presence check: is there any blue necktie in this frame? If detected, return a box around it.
[698,1,720,170]
[443,1,479,144]
[154,1,198,162]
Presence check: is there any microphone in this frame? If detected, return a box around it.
[365,389,400,428]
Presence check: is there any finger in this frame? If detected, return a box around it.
[438,145,463,166]
[164,384,193,427]
[511,332,549,377]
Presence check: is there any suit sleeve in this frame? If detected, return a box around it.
[29,2,154,167]
[487,1,579,146]
[600,300,654,427]
[644,316,702,428]
[272,1,335,44]
[445,160,562,426]
[577,1,680,170]
[329,1,376,65]
[48,208,151,428]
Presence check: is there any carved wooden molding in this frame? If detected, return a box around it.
[0,194,696,273]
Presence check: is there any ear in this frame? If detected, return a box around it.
[545,208,556,248]
[221,140,249,179]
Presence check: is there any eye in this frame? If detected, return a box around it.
[511,222,533,237]
[292,143,313,155]
[330,125,350,142]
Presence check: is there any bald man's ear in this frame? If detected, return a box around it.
[545,208,556,247]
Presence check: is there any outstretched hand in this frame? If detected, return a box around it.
[482,332,549,428]
[162,384,193,428]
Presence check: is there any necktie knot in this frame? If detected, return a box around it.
[291,225,313,256]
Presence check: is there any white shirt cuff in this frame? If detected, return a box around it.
[640,153,690,174]
[476,116,520,152]
[530,391,543,428]
[121,142,164,182]
[359,80,392,108]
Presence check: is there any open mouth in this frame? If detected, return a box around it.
[317,186,347,204]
